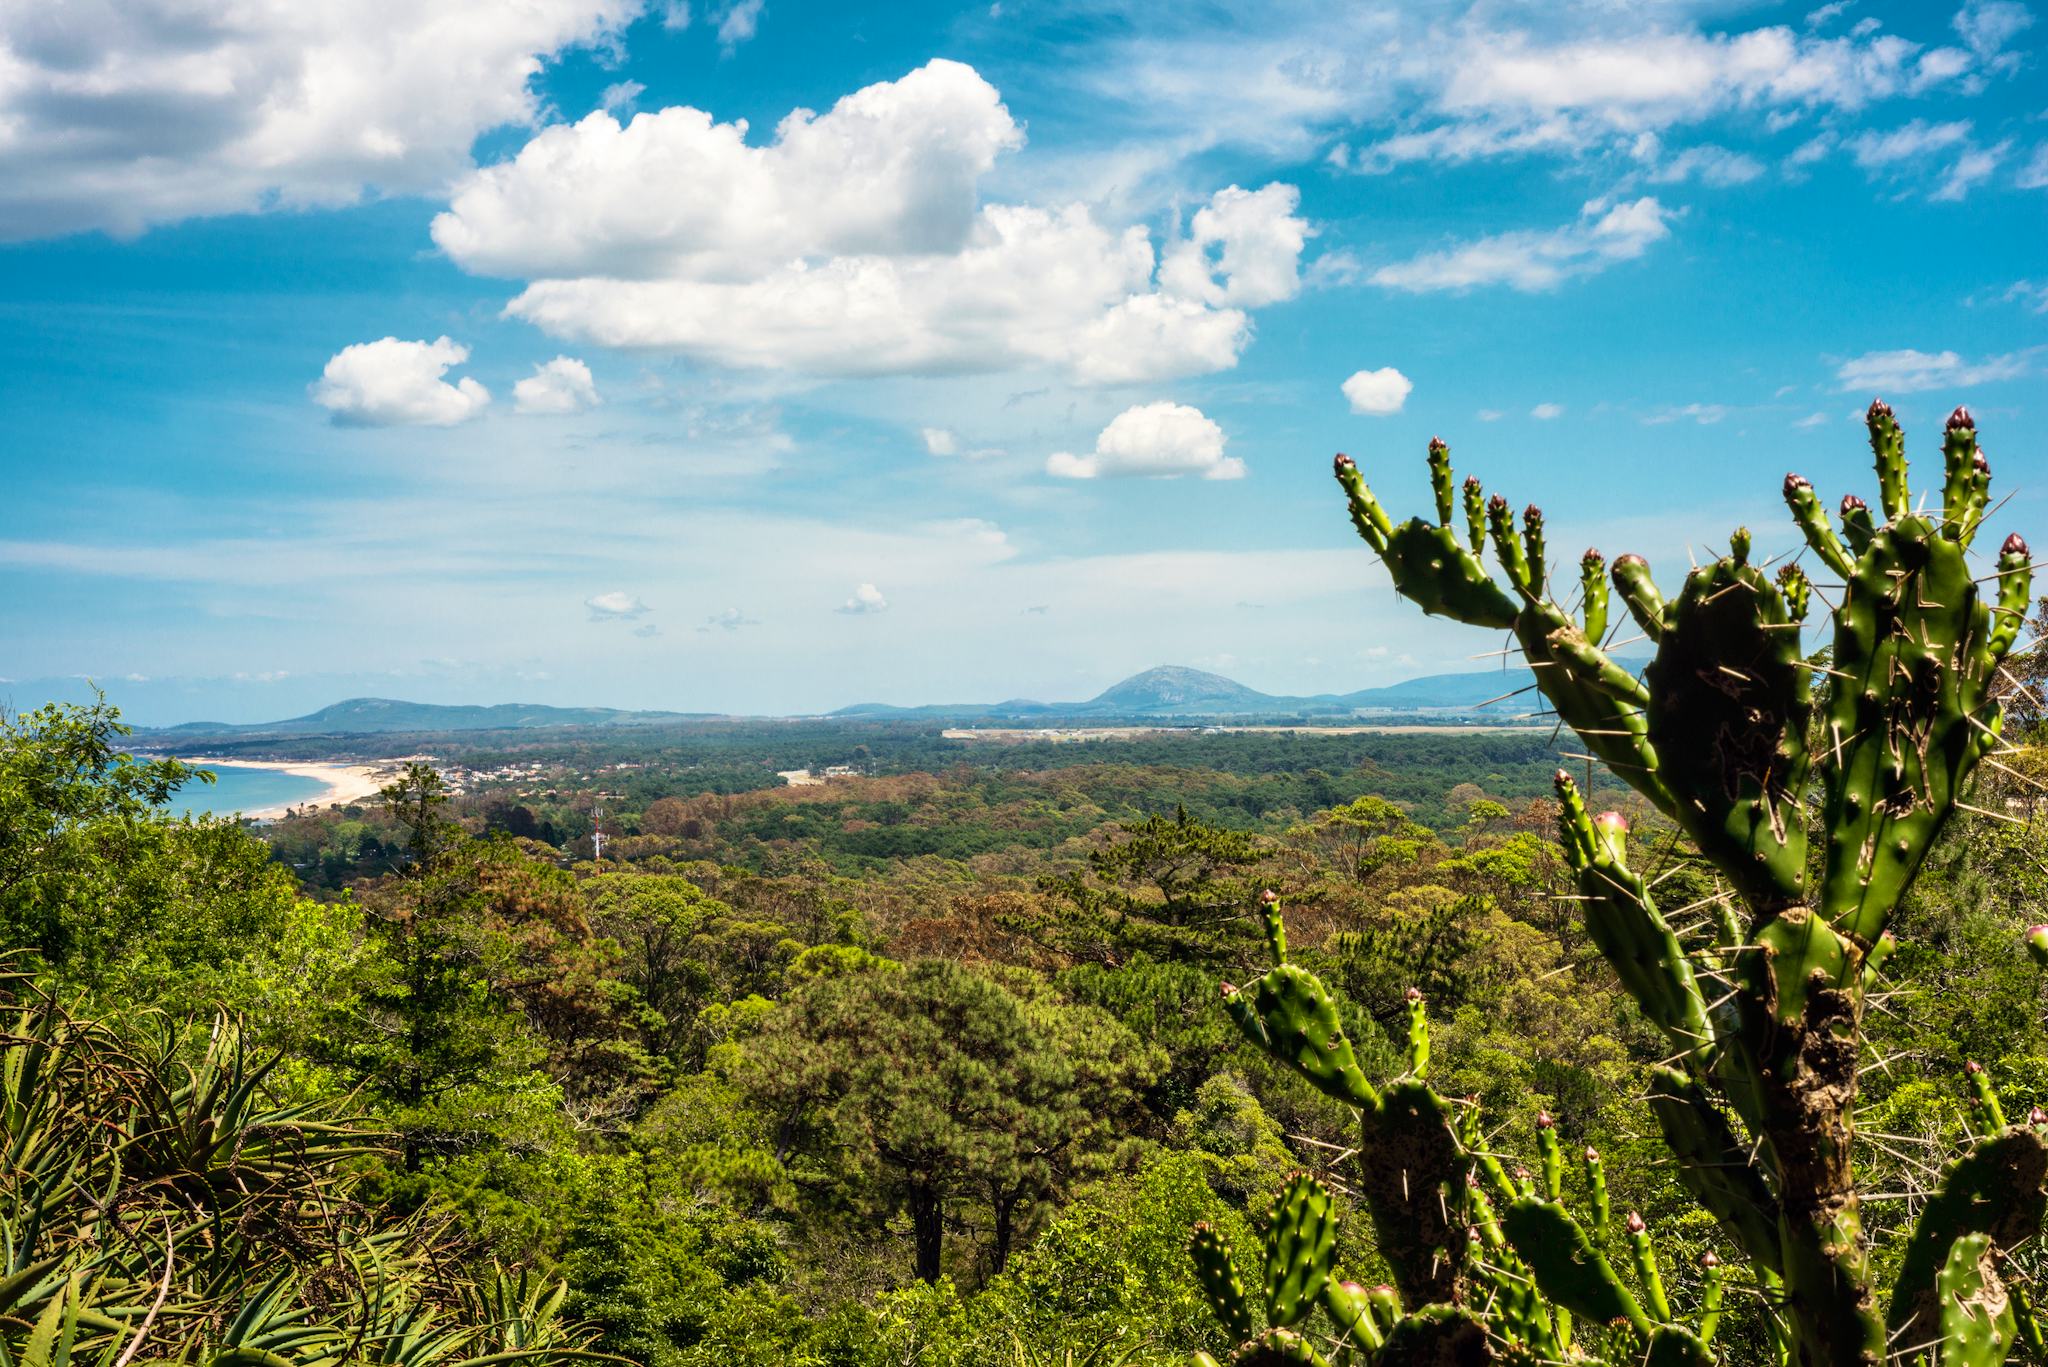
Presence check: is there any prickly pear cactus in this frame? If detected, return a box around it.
[1935,1234,2015,1367]
[1215,402,2045,1367]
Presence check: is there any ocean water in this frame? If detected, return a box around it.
[161,761,329,820]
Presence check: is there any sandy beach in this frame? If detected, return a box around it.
[175,757,398,819]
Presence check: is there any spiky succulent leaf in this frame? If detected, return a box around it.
[1643,555,1811,909]
[1334,455,1515,628]
[1499,1198,1650,1340]
[1646,1067,1782,1275]
[1937,1234,2015,1367]
[1819,514,2011,942]
[1222,967,1377,1111]
[1359,1082,1467,1307]
[1262,1175,1338,1329]
[1888,1127,2048,1348]
[1191,1223,1258,1342]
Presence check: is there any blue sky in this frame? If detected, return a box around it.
[1,0,2044,723]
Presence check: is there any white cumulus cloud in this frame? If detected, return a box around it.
[431,61,1304,382]
[1531,402,1565,420]
[1341,367,1413,416]
[1046,401,1243,481]
[310,337,490,427]
[586,591,649,620]
[837,583,889,614]
[434,60,1022,280]
[0,0,638,241]
[513,357,600,414]
[921,428,960,456]
[1158,183,1309,308]
[1833,348,2032,393]
[1371,198,1675,293]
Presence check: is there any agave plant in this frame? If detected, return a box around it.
[0,980,618,1367]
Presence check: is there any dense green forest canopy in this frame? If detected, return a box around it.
[4,632,2047,1366]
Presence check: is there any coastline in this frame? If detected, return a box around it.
[170,756,397,820]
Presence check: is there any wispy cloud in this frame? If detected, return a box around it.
[1644,403,1727,425]
[1833,347,2033,392]
[1371,198,1675,293]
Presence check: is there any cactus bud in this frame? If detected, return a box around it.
[1333,453,1354,473]
[1220,982,1236,997]
[1784,472,1811,496]
[1585,1146,1599,1162]
[1260,888,1279,905]
[1975,451,1990,474]
[1428,436,1448,457]
[1967,1060,1984,1075]
[1868,398,1893,423]
[1405,986,1423,1003]
[1701,1250,1720,1268]
[1842,493,1867,515]
[2033,1107,2046,1127]
[1582,548,1603,568]
[2027,926,2048,968]
[1626,1210,1646,1234]
[2005,532,2030,559]
[1947,405,1974,432]
[1536,1110,1554,1129]
[1592,810,1628,862]
[1729,527,1751,564]
[1488,492,1508,514]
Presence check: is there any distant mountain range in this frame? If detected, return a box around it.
[133,660,1593,738]
[146,697,706,736]
[132,659,1581,741]
[829,662,1560,720]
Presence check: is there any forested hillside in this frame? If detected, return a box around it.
[6,596,2048,1365]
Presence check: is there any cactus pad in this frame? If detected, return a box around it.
[1191,1222,1257,1342]
[1643,553,1811,909]
[1499,1197,1650,1338]
[1888,1127,2048,1347]
[1222,966,1377,1111]
[1262,1174,1338,1328]
[1936,1234,2014,1367]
